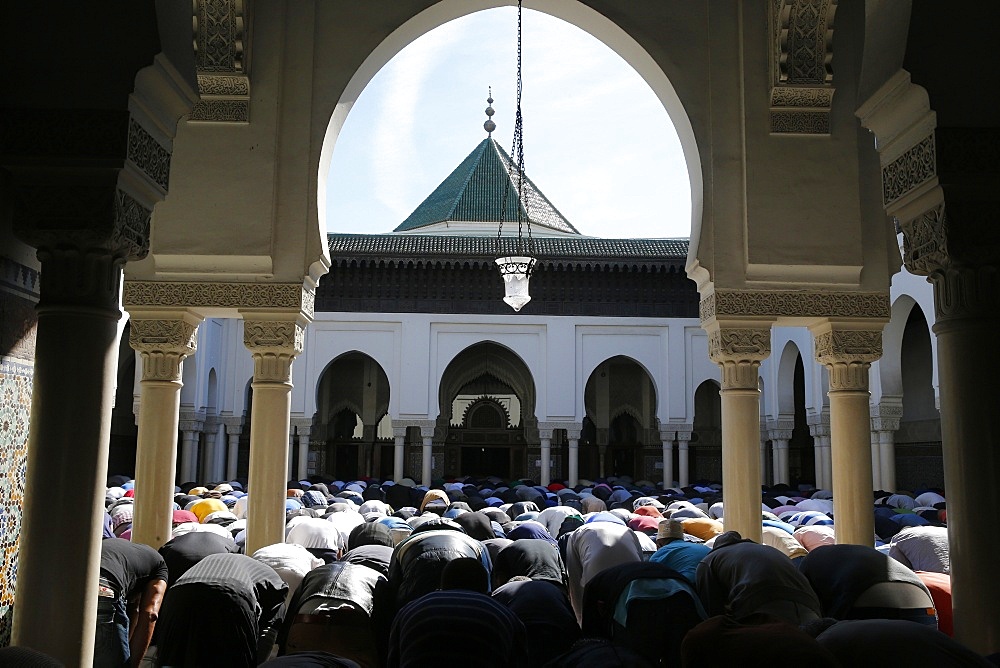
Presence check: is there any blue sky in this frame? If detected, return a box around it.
[326,7,691,239]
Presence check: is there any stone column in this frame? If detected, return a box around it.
[767,421,793,486]
[870,400,902,491]
[538,429,552,486]
[566,428,581,487]
[897,197,1000,650]
[813,326,882,546]
[222,417,243,481]
[128,316,199,549]
[676,431,691,488]
[759,423,769,486]
[709,327,771,543]
[658,428,674,489]
[869,429,882,490]
[243,318,305,555]
[202,416,221,482]
[392,426,407,482]
[295,425,312,482]
[178,416,204,483]
[211,417,228,482]
[11,247,133,664]
[808,415,832,490]
[420,425,435,486]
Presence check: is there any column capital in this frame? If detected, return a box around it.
[812,325,883,391]
[289,417,313,434]
[243,318,306,383]
[767,429,794,441]
[178,420,204,433]
[707,326,771,390]
[537,429,554,440]
[675,431,693,444]
[129,315,200,381]
[870,401,904,432]
[220,416,244,433]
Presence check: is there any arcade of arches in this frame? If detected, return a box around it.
[3,2,1000,663]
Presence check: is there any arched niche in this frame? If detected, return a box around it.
[315,351,392,479]
[436,341,536,479]
[583,355,658,480]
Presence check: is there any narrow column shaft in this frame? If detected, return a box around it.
[297,432,311,481]
[287,433,295,481]
[814,327,881,547]
[133,382,183,547]
[567,439,579,487]
[246,382,292,554]
[878,431,896,491]
[829,389,875,545]
[661,439,673,489]
[212,423,227,481]
[201,425,218,482]
[677,440,690,488]
[226,432,240,480]
[760,440,769,486]
[393,435,405,482]
[129,317,198,549]
[820,438,833,489]
[540,437,551,486]
[870,430,882,490]
[180,430,199,482]
[421,437,433,486]
[243,318,305,555]
[771,439,790,485]
[13,252,122,666]
[812,438,824,489]
[721,387,763,542]
[935,313,1000,652]
[710,327,770,545]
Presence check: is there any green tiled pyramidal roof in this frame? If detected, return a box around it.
[393,138,578,234]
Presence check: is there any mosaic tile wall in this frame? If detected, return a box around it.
[0,255,39,647]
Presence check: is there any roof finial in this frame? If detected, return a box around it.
[484,87,496,136]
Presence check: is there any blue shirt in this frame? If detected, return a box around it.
[649,540,711,585]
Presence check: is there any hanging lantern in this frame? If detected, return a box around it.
[495,255,536,311]
[495,0,537,312]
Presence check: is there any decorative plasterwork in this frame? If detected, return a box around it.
[700,290,891,323]
[111,189,152,261]
[243,320,305,383]
[191,0,250,123]
[708,328,771,390]
[882,134,936,208]
[870,402,903,432]
[123,281,315,316]
[126,118,170,192]
[769,0,838,134]
[898,201,948,277]
[128,319,199,381]
[813,329,882,391]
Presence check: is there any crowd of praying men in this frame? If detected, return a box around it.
[2,473,993,667]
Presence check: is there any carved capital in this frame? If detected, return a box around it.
[178,420,205,433]
[870,401,903,432]
[243,320,305,383]
[33,246,125,312]
[929,265,1000,324]
[708,327,770,390]
[129,318,199,381]
[899,200,949,276]
[814,329,881,391]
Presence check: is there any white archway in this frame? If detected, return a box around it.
[317,0,703,245]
